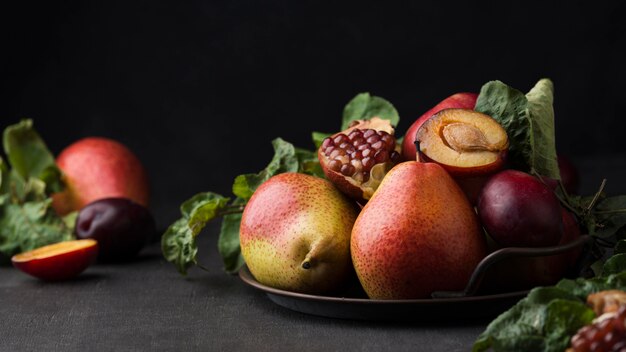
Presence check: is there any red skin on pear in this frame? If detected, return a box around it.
[52,137,150,215]
[401,92,478,161]
[12,240,98,281]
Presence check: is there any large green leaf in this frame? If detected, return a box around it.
[526,79,560,179]
[341,93,400,131]
[2,119,63,193]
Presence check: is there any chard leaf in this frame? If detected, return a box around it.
[475,79,560,179]
[602,253,626,276]
[341,93,399,131]
[0,199,74,258]
[161,192,230,275]
[2,119,63,194]
[218,198,245,274]
[526,79,560,179]
[542,299,595,351]
[232,138,299,200]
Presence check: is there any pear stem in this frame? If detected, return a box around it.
[301,261,311,269]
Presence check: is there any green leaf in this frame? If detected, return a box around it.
[2,119,63,194]
[181,193,230,235]
[0,156,8,194]
[161,192,231,275]
[161,218,197,275]
[526,79,560,179]
[0,199,75,258]
[312,131,332,149]
[602,253,626,276]
[218,198,245,274]
[475,81,532,173]
[615,239,626,254]
[542,299,595,351]
[473,287,588,352]
[232,138,299,200]
[474,79,560,179]
[341,93,400,131]
[295,147,324,178]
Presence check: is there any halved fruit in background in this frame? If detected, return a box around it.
[75,198,156,262]
[402,92,478,161]
[415,108,508,203]
[12,239,98,281]
[52,137,150,216]
[318,117,402,202]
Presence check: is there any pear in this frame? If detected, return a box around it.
[351,161,487,299]
[239,173,358,294]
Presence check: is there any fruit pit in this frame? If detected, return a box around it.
[321,129,400,183]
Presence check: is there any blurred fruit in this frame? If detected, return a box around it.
[402,92,478,161]
[11,239,98,281]
[415,108,509,203]
[478,170,563,248]
[351,161,487,299]
[52,137,150,215]
[239,173,358,294]
[318,117,401,202]
[75,198,156,262]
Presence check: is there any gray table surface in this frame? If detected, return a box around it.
[1,154,625,352]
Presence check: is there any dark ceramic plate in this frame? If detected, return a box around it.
[238,235,591,322]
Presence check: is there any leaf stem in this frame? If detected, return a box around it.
[584,179,607,216]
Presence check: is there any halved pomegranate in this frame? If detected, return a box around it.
[317,117,402,202]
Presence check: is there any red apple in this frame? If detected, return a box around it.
[12,239,98,281]
[52,137,150,215]
[401,92,478,161]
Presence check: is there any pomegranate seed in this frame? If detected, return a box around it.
[362,157,374,171]
[362,148,374,158]
[357,144,370,151]
[352,137,366,147]
[570,305,626,352]
[350,151,363,160]
[329,149,345,159]
[371,140,384,150]
[351,159,363,172]
[348,130,362,140]
[362,171,370,182]
[366,135,381,144]
[374,150,389,163]
[363,129,376,138]
[390,151,401,163]
[324,146,335,157]
[336,155,350,165]
[328,160,342,172]
[322,137,334,149]
[340,164,355,176]
[333,134,348,145]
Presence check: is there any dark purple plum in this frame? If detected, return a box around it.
[75,198,156,262]
[477,170,563,248]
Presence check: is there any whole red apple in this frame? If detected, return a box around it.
[401,92,478,161]
[52,137,150,215]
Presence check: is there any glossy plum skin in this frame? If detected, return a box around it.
[477,170,563,248]
[75,198,156,262]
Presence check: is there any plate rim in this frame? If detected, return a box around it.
[238,265,529,305]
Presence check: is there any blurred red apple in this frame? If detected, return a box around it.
[401,92,478,161]
[12,239,98,281]
[52,137,150,215]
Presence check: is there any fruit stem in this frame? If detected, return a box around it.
[414,140,422,162]
[584,179,607,216]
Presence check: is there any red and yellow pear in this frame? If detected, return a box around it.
[351,161,487,299]
[239,173,358,294]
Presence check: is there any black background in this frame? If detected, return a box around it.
[4,1,626,227]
